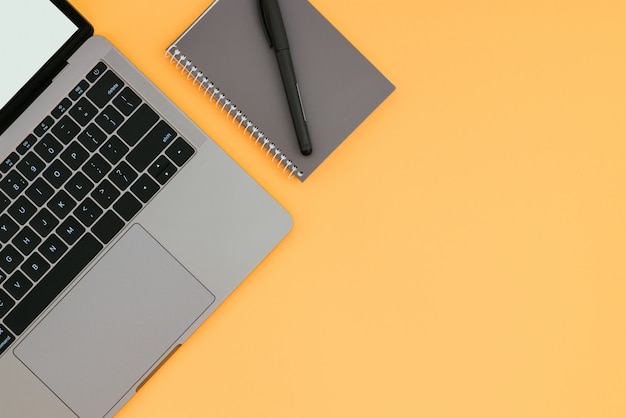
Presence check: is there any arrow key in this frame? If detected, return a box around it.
[130,174,159,203]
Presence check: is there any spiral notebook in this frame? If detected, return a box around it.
[166,0,395,181]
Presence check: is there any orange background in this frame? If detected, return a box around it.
[70,0,626,417]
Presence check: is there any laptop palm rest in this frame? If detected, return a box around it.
[13,224,215,417]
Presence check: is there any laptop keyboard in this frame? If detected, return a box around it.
[0,62,195,355]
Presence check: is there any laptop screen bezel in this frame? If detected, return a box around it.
[0,0,93,134]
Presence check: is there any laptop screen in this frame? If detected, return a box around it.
[0,0,92,133]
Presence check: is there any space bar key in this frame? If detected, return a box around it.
[5,233,103,336]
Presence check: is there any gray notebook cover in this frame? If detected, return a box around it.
[167,0,395,181]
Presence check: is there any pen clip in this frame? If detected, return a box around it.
[257,0,274,48]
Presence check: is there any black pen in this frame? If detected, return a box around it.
[258,0,313,155]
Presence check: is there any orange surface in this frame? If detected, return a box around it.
[70,0,626,417]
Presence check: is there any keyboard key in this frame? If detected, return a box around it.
[117,104,158,146]
[1,152,20,173]
[0,214,19,243]
[17,152,46,180]
[43,159,71,188]
[39,234,68,263]
[0,289,15,317]
[113,87,141,116]
[26,178,54,206]
[69,98,98,127]
[131,174,159,203]
[92,179,120,209]
[86,62,107,83]
[113,192,142,221]
[127,121,177,172]
[8,196,37,225]
[0,245,24,274]
[47,190,77,219]
[87,70,124,108]
[16,134,37,155]
[78,123,106,152]
[0,324,15,356]
[147,155,170,178]
[30,208,59,238]
[0,191,10,212]
[92,211,124,244]
[61,141,89,170]
[22,252,50,282]
[34,116,55,137]
[100,136,128,164]
[56,216,85,246]
[83,154,111,183]
[13,226,42,256]
[34,134,63,162]
[96,105,124,134]
[74,198,103,227]
[5,233,103,335]
[51,98,72,119]
[3,271,32,300]
[109,161,137,191]
[69,80,89,101]
[65,172,94,201]
[51,115,81,144]
[1,170,29,198]
[149,156,177,185]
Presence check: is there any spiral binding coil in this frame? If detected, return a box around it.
[165,45,303,179]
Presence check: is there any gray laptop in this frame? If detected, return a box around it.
[0,1,292,416]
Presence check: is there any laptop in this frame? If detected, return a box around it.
[0,1,292,416]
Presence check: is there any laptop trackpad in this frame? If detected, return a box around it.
[14,224,215,418]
